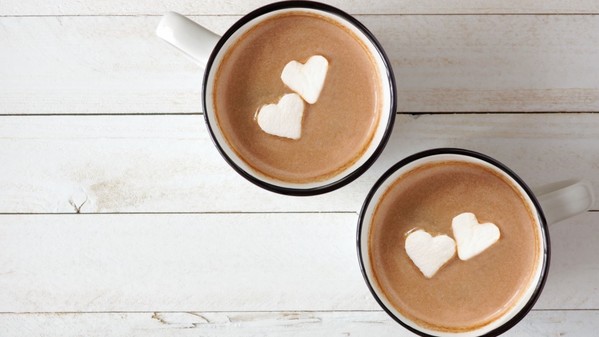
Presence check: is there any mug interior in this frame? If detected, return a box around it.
[357,149,549,336]
[203,2,395,194]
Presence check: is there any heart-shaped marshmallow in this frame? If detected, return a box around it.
[281,55,329,104]
[256,93,304,140]
[405,229,456,279]
[452,212,500,261]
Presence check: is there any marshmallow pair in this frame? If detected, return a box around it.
[405,212,501,279]
[256,55,329,139]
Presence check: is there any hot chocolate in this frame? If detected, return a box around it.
[213,11,382,183]
[368,160,540,332]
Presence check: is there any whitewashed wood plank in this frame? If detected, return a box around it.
[2,15,599,114]
[0,213,367,312]
[3,0,599,15]
[0,213,597,312]
[0,114,597,213]
[0,16,231,115]
[0,310,596,337]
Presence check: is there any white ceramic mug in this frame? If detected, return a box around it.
[156,1,396,195]
[357,148,595,337]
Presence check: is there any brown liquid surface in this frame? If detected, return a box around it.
[369,161,539,332]
[214,12,381,183]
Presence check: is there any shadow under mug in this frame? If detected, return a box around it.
[156,1,396,195]
[357,148,595,337]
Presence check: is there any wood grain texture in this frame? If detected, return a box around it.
[2,15,599,114]
[0,114,597,213]
[0,213,597,312]
[3,0,599,15]
[0,310,597,337]
[0,213,367,312]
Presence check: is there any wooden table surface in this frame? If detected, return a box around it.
[1,1,598,336]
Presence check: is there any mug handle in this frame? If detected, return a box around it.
[156,12,221,67]
[534,180,595,225]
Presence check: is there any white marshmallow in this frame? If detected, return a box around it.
[405,229,456,279]
[281,55,329,104]
[256,93,304,140]
[452,212,500,261]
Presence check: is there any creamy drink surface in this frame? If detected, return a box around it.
[214,12,381,183]
[369,161,540,332]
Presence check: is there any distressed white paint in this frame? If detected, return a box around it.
[0,213,596,312]
[0,114,597,213]
[0,213,367,312]
[2,15,599,113]
[0,310,596,337]
[3,0,599,15]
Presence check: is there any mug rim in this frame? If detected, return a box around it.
[202,0,397,196]
[356,148,551,337]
